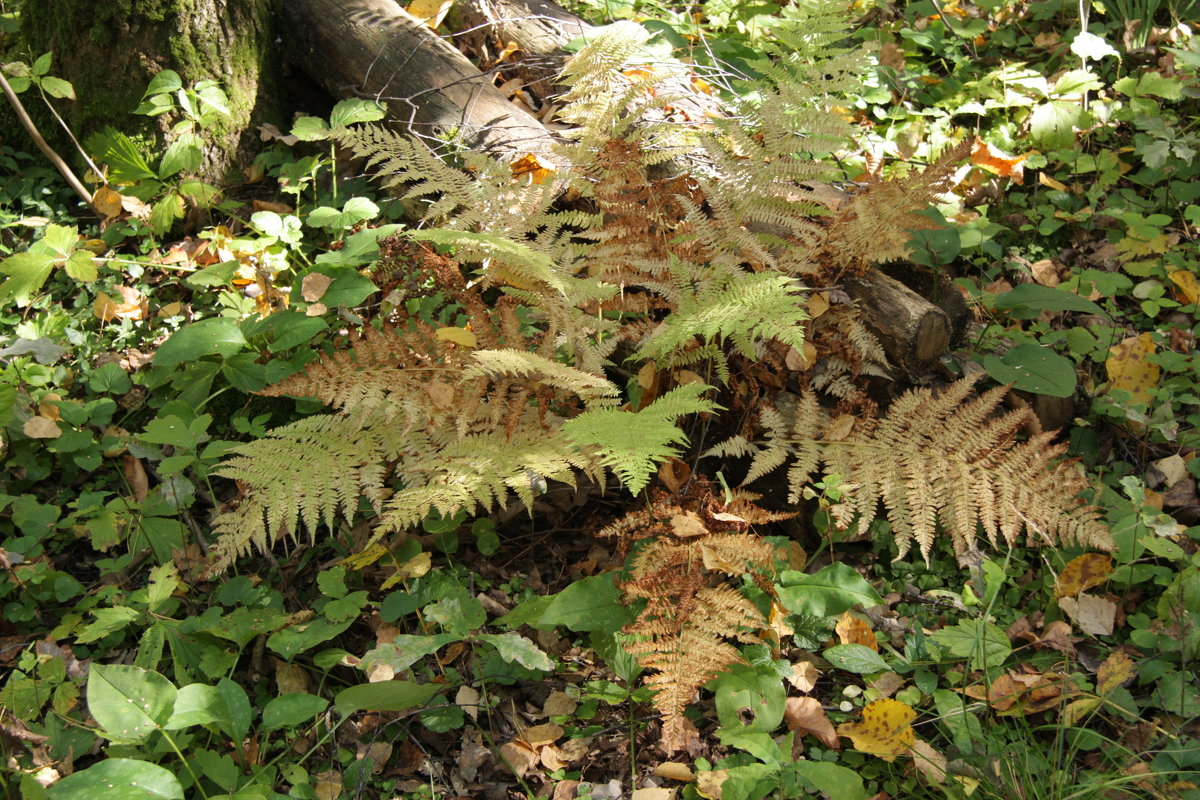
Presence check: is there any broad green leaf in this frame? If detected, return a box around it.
[261,693,329,731]
[992,284,1104,315]
[314,224,403,267]
[220,353,268,393]
[31,51,51,76]
[930,619,1012,669]
[47,758,183,800]
[710,662,786,732]
[87,664,177,743]
[982,344,1077,397]
[164,678,250,742]
[788,761,869,800]
[360,634,458,674]
[185,259,239,288]
[329,97,386,128]
[776,563,884,618]
[153,318,248,368]
[1054,69,1102,95]
[265,616,354,659]
[306,196,380,231]
[478,632,554,671]
[1029,100,1084,148]
[0,251,55,307]
[499,573,634,633]
[149,192,185,234]
[933,689,983,753]
[76,606,141,643]
[159,133,202,178]
[0,383,16,427]
[334,680,442,715]
[40,75,75,99]
[823,643,890,674]
[291,115,331,141]
[1114,74,1183,100]
[142,69,183,98]
[64,250,97,281]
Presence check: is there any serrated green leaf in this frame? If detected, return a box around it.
[0,251,55,307]
[930,619,1012,669]
[291,115,331,141]
[823,643,890,674]
[329,98,386,128]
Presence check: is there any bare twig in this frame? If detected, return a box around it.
[0,69,98,216]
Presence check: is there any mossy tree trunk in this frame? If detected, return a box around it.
[20,0,282,181]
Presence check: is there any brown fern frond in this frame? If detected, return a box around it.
[735,375,1111,562]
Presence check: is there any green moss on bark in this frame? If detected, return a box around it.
[19,0,283,180]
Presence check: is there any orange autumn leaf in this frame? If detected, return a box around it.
[1106,333,1159,407]
[1054,553,1113,597]
[971,138,1027,184]
[510,153,556,186]
[94,285,147,322]
[837,698,916,761]
[836,611,879,651]
[785,697,840,750]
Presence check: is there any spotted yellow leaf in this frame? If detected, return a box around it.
[1096,650,1134,695]
[1105,333,1159,407]
[1054,553,1113,597]
[837,698,916,761]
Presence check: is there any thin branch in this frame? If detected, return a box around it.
[0,70,98,216]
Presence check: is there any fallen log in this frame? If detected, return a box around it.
[283,0,560,164]
[844,270,953,381]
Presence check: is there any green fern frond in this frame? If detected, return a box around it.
[562,383,720,495]
[637,272,808,365]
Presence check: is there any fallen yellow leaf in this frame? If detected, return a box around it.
[837,698,916,761]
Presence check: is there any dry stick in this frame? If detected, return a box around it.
[0,70,98,216]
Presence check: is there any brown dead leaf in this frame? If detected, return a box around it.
[671,512,708,538]
[868,671,906,698]
[312,771,342,800]
[1055,554,1113,597]
[878,41,906,71]
[824,415,855,442]
[911,738,947,784]
[305,302,327,317]
[522,722,563,748]
[23,416,61,440]
[658,458,690,492]
[425,381,455,409]
[543,691,577,717]
[654,762,696,782]
[124,455,149,502]
[94,285,147,322]
[456,685,480,720]
[806,291,831,319]
[1059,593,1116,636]
[499,741,539,777]
[1031,259,1060,287]
[274,658,311,695]
[836,611,878,651]
[301,272,334,302]
[631,789,675,800]
[788,659,819,692]
[253,199,294,215]
[695,770,728,799]
[785,696,840,750]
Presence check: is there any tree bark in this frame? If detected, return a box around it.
[844,271,953,381]
[283,0,560,165]
[20,0,282,180]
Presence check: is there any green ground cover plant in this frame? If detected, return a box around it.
[1,0,1198,798]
